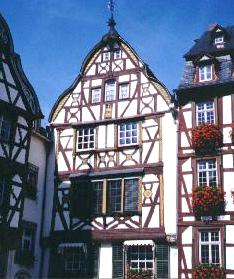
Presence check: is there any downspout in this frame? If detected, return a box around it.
[39,136,50,278]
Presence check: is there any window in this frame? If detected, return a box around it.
[119,122,138,146]
[0,179,5,207]
[92,181,103,215]
[26,164,38,199]
[196,101,215,125]
[22,227,35,254]
[200,231,221,265]
[0,115,11,142]
[107,178,138,214]
[199,65,212,82]
[114,49,121,59]
[128,245,154,272]
[91,88,101,104]
[215,35,224,44]
[64,246,88,274]
[119,83,129,99]
[103,51,110,61]
[77,127,95,151]
[198,159,217,186]
[105,80,116,102]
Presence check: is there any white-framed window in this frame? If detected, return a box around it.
[196,101,215,125]
[105,80,116,101]
[200,230,221,265]
[119,83,129,99]
[77,127,95,151]
[199,65,212,82]
[197,159,217,187]
[119,122,137,146]
[0,115,11,142]
[91,88,101,104]
[128,245,154,272]
[214,35,224,44]
[103,51,110,61]
[114,49,121,59]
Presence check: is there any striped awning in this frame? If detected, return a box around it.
[123,240,154,246]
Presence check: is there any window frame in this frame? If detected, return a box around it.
[114,49,122,60]
[128,245,154,272]
[76,127,95,152]
[214,35,224,44]
[196,100,215,125]
[26,164,38,200]
[105,80,116,102]
[119,83,130,100]
[199,65,213,82]
[103,51,110,62]
[199,230,221,265]
[91,87,101,104]
[118,122,138,147]
[0,114,12,143]
[197,159,217,187]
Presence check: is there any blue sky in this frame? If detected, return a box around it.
[1,0,234,124]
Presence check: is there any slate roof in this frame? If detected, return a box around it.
[184,25,234,60]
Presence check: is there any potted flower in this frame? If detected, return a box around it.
[192,186,225,218]
[191,124,223,153]
[192,263,226,279]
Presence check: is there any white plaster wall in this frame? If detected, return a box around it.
[182,227,192,244]
[170,247,178,279]
[99,243,113,279]
[223,95,232,124]
[162,112,177,234]
[226,247,234,269]
[223,172,234,211]
[183,247,192,269]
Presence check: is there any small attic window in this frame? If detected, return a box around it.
[199,65,212,82]
[214,35,224,44]
[114,49,121,59]
[103,51,110,61]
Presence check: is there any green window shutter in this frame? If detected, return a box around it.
[112,243,123,278]
[156,244,169,279]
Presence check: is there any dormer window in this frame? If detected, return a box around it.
[214,35,224,44]
[199,65,212,82]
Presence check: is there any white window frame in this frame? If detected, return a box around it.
[128,245,154,272]
[199,65,213,82]
[214,36,224,44]
[196,101,215,125]
[105,80,116,102]
[197,159,217,187]
[199,230,221,265]
[114,49,121,59]
[118,122,138,146]
[91,88,101,104]
[77,127,95,151]
[103,51,110,61]
[119,83,130,99]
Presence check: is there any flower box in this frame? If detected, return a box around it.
[192,186,225,218]
[191,124,223,153]
[192,264,226,279]
[127,270,152,279]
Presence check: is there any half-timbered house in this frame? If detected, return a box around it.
[48,16,178,279]
[0,14,50,279]
[176,24,234,278]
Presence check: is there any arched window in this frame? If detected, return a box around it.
[105,80,116,101]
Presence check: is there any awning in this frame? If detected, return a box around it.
[123,240,154,246]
